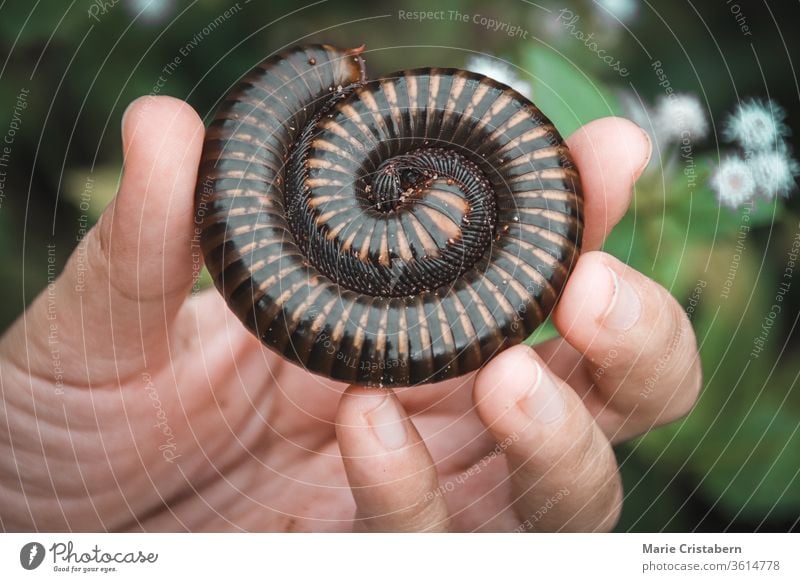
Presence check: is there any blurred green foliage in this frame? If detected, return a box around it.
[1,0,798,531]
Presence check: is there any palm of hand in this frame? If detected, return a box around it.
[127,291,515,532]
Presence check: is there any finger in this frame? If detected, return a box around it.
[7,96,205,381]
[550,251,702,441]
[566,117,652,251]
[336,386,450,532]
[91,95,204,325]
[473,345,622,532]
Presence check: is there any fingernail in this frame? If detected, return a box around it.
[121,99,138,136]
[365,392,408,450]
[519,352,565,425]
[120,96,152,150]
[635,127,653,179]
[602,266,641,331]
[120,100,138,152]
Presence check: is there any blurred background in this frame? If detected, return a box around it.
[0,0,798,531]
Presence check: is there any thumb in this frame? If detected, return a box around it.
[3,96,205,384]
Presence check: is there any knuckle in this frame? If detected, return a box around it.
[594,473,623,532]
[79,210,142,304]
[570,422,603,474]
[565,424,615,492]
[359,491,449,532]
[62,213,110,288]
[636,289,698,393]
[407,495,450,532]
[651,298,701,422]
[668,354,703,422]
[571,445,622,532]
[92,209,114,269]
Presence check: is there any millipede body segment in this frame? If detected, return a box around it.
[196,44,583,387]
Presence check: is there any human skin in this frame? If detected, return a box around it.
[0,96,701,532]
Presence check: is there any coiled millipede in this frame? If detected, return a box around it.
[195,44,583,387]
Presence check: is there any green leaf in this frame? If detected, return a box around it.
[748,196,784,228]
[525,317,559,346]
[523,46,621,137]
[632,245,800,520]
[615,444,694,532]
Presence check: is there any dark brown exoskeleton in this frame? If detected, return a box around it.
[196,45,583,386]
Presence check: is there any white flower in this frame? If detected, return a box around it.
[654,93,709,142]
[724,99,789,151]
[594,0,640,24]
[711,156,757,208]
[748,149,799,199]
[465,55,532,100]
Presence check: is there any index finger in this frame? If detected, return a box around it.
[565,117,652,251]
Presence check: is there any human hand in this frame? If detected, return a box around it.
[0,96,700,532]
